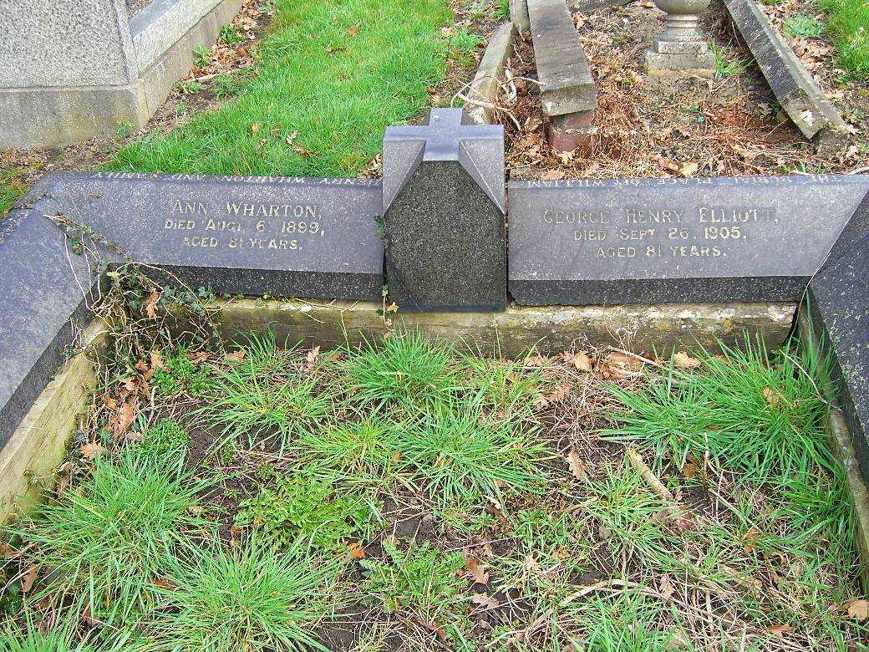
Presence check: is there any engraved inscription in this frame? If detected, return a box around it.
[538,203,776,261]
[162,198,329,252]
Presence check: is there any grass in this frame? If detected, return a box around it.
[110,0,453,177]
[0,168,31,219]
[711,43,751,78]
[147,542,336,651]
[5,330,866,649]
[819,0,868,78]
[784,13,826,38]
[9,449,207,625]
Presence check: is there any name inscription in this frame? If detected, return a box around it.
[162,199,328,252]
[540,204,778,260]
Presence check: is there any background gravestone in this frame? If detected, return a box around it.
[383,109,506,312]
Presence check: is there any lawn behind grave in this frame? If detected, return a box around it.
[110,0,454,177]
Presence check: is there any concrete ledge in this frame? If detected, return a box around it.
[138,0,243,116]
[0,321,106,523]
[466,22,517,125]
[213,299,796,356]
[723,0,846,141]
[131,0,225,74]
[528,0,597,117]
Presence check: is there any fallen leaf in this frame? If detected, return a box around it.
[224,349,246,363]
[659,573,675,599]
[762,386,782,408]
[20,565,38,592]
[150,350,165,371]
[679,161,699,177]
[566,449,588,481]
[144,289,160,319]
[188,351,210,365]
[151,577,175,590]
[672,351,701,369]
[347,24,360,37]
[250,122,262,135]
[348,542,366,560]
[524,554,541,573]
[743,526,760,553]
[80,442,106,460]
[305,346,321,368]
[572,351,593,372]
[471,593,500,610]
[285,130,299,146]
[541,169,565,181]
[110,401,137,439]
[846,599,869,621]
[125,431,143,443]
[681,461,697,479]
[767,624,792,636]
[535,382,572,408]
[465,557,490,585]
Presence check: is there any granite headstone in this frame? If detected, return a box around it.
[508,175,869,305]
[383,109,506,311]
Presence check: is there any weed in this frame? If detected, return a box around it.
[0,169,30,218]
[11,453,208,624]
[711,43,750,78]
[212,70,253,99]
[234,472,375,552]
[494,0,511,21]
[450,29,482,53]
[192,44,212,68]
[361,540,466,622]
[293,417,402,482]
[177,79,205,95]
[784,14,825,38]
[605,338,832,483]
[398,401,547,506]
[464,355,541,421]
[219,24,245,46]
[577,593,680,651]
[115,121,135,139]
[345,332,460,410]
[133,419,190,465]
[153,347,212,397]
[148,542,335,651]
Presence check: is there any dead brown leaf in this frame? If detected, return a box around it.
[672,351,701,369]
[224,349,247,363]
[188,351,210,365]
[110,401,137,440]
[566,449,588,481]
[305,346,321,369]
[465,557,490,585]
[347,24,360,37]
[767,624,792,636]
[659,573,675,599]
[572,351,593,372]
[762,386,782,408]
[143,289,160,320]
[20,565,38,592]
[846,599,869,621]
[348,542,366,560]
[743,526,760,553]
[535,382,572,408]
[80,441,106,460]
[471,593,500,610]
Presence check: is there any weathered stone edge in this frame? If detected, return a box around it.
[723,0,845,140]
[466,22,517,125]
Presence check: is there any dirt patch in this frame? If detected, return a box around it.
[502,0,867,180]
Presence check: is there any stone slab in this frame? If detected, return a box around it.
[569,0,632,10]
[383,109,506,311]
[808,192,868,481]
[466,22,517,125]
[508,175,869,305]
[131,0,224,73]
[0,172,384,448]
[723,0,846,140]
[214,298,796,358]
[527,0,597,117]
[511,0,531,33]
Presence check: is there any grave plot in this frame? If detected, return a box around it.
[501,0,866,179]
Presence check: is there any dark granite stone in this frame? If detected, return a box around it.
[1,171,385,448]
[42,172,385,299]
[0,179,97,450]
[808,191,868,479]
[383,109,506,311]
[508,175,869,305]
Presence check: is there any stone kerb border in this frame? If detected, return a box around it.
[1,109,867,487]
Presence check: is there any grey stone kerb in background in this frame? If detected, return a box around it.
[0,0,241,148]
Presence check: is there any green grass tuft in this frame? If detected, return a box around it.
[110,0,453,177]
[134,418,190,464]
[345,332,460,410]
[148,542,336,651]
[0,623,94,652]
[11,452,207,624]
[153,347,212,397]
[605,338,832,483]
[784,14,825,38]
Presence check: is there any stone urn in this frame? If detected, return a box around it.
[645,0,715,76]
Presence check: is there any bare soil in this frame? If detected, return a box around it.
[502,0,868,180]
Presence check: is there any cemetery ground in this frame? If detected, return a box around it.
[0,278,867,650]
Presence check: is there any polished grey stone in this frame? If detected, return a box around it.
[383,109,506,311]
[42,172,385,299]
[508,175,869,305]
[808,192,868,479]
